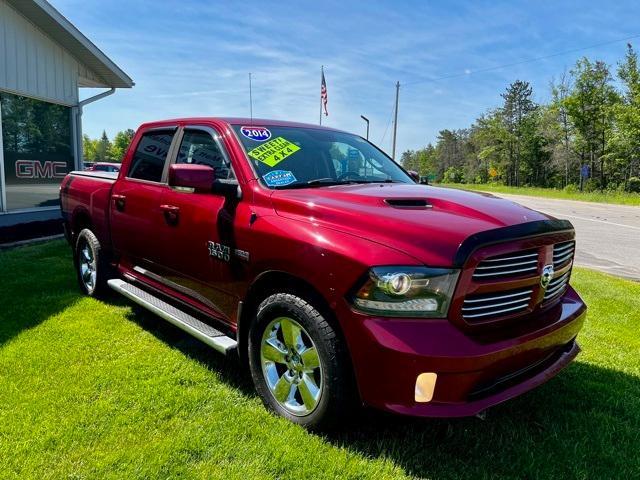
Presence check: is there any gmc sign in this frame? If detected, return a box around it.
[15,160,68,179]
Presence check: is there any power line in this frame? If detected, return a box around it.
[403,33,640,87]
[379,99,395,145]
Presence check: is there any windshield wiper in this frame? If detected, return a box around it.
[308,177,341,186]
[273,177,400,190]
[346,178,399,184]
[273,178,341,189]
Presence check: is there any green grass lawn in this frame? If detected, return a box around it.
[440,183,640,206]
[1,240,639,479]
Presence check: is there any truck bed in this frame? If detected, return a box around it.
[60,170,117,249]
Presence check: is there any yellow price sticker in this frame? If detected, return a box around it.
[247,137,301,167]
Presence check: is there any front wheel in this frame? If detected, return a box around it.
[74,228,109,296]
[248,293,356,429]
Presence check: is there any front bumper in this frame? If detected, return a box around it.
[337,286,586,417]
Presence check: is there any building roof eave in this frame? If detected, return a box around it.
[6,0,134,89]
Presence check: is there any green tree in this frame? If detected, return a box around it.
[435,129,467,179]
[82,134,98,162]
[401,149,419,172]
[421,46,640,192]
[547,72,577,186]
[401,144,437,177]
[500,80,537,186]
[469,111,510,183]
[565,58,620,188]
[96,130,112,162]
[610,43,640,189]
[109,129,135,162]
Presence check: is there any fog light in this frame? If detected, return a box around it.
[415,372,438,403]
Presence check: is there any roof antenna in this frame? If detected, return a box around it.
[249,72,253,125]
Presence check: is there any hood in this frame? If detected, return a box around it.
[270,184,552,266]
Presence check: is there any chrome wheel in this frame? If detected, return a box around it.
[260,316,323,416]
[79,240,97,293]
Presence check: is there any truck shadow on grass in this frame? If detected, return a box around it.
[0,240,81,346]
[123,305,640,480]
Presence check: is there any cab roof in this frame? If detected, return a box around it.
[139,117,347,133]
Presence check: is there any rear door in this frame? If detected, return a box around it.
[110,128,177,271]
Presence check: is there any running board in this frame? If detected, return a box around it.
[108,279,237,355]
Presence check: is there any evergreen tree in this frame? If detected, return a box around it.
[500,80,537,186]
[96,130,112,162]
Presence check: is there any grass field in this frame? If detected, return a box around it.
[440,183,640,206]
[1,240,639,479]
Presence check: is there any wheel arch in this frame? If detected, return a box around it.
[71,207,92,241]
[237,270,352,376]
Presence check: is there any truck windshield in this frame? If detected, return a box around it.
[232,125,412,189]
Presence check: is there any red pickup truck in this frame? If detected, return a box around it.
[60,118,586,428]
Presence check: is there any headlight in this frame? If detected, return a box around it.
[351,267,459,317]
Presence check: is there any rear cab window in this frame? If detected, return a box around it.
[127,131,174,182]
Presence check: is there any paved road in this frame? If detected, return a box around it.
[486,192,640,281]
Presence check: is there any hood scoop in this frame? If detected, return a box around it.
[384,198,432,209]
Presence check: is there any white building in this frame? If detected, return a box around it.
[0,0,132,233]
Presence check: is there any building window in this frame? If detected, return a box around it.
[1,91,73,211]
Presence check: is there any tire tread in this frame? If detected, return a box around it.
[249,292,357,429]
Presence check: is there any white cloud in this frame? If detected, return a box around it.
[61,0,640,153]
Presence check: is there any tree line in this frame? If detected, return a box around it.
[82,129,135,163]
[401,44,640,193]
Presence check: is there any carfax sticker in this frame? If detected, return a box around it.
[262,170,297,187]
[240,126,271,141]
[247,137,300,167]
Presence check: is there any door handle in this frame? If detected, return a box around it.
[112,194,126,211]
[160,204,180,225]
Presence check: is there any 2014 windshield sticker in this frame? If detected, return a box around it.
[247,137,301,167]
[240,126,271,141]
[262,170,297,187]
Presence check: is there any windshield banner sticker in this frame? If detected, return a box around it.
[262,170,297,187]
[247,137,300,167]
[240,126,271,142]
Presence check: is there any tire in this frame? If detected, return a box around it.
[74,228,109,297]
[248,293,356,429]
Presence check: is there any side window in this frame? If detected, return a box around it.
[176,130,234,180]
[128,131,174,182]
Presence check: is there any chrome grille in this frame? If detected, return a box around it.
[472,249,539,280]
[462,288,533,321]
[553,241,575,269]
[544,271,570,302]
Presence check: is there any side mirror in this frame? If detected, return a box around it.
[420,176,429,185]
[408,170,420,183]
[169,164,214,192]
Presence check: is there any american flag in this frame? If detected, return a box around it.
[321,70,328,116]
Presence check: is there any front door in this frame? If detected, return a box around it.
[155,126,241,322]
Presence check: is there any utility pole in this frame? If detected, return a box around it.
[249,73,253,123]
[392,81,400,160]
[360,115,369,140]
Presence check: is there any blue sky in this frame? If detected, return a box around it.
[55,0,640,154]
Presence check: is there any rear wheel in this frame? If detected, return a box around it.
[74,228,109,296]
[248,293,356,429]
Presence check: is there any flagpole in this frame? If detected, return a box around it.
[249,72,253,124]
[319,65,323,126]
